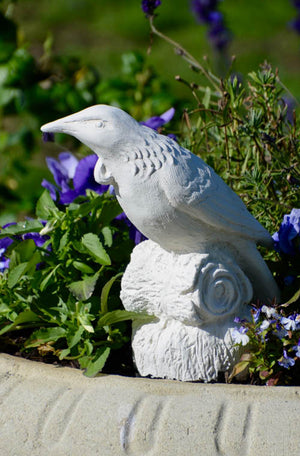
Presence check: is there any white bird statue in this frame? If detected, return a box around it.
[41,104,279,303]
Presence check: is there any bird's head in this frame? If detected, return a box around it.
[41,105,140,157]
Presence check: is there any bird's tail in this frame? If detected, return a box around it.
[233,241,280,305]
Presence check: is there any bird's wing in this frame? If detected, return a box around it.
[162,146,271,244]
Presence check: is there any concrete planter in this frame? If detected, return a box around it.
[0,353,299,456]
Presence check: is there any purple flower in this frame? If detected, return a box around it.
[278,350,295,369]
[43,152,109,204]
[294,339,300,357]
[290,15,300,34]
[42,132,55,143]
[141,0,161,17]
[191,0,231,51]
[272,209,300,256]
[114,212,147,245]
[140,107,175,130]
[208,15,231,51]
[0,222,49,272]
[191,0,219,24]
[73,155,109,196]
[0,223,15,272]
[274,322,288,339]
[23,232,49,248]
[252,307,261,324]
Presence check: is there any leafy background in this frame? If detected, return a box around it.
[0,0,299,383]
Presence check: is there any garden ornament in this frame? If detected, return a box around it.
[41,105,280,381]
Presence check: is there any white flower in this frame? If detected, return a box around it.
[231,327,249,346]
[261,305,279,319]
[281,317,297,331]
[260,320,270,331]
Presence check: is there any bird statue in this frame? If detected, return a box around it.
[41,105,279,303]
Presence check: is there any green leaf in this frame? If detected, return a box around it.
[99,199,123,226]
[0,220,43,238]
[100,272,123,314]
[69,272,100,301]
[67,326,85,349]
[0,310,41,336]
[281,288,300,307]
[81,233,111,265]
[101,226,113,247]
[84,347,110,377]
[36,189,58,219]
[73,261,95,274]
[40,264,60,291]
[7,262,29,288]
[25,327,66,348]
[97,309,155,328]
[14,239,36,262]
[203,86,211,109]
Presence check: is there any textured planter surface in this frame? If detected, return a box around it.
[0,353,299,456]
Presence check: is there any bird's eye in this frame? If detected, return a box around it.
[96,120,105,128]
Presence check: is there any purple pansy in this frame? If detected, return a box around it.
[0,222,49,273]
[272,208,300,256]
[42,152,109,204]
[141,0,161,17]
[140,107,175,130]
[114,212,147,245]
[0,223,15,272]
[278,349,295,369]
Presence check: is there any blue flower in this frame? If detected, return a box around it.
[272,208,300,256]
[281,315,297,331]
[252,307,261,324]
[278,350,295,369]
[284,275,296,286]
[273,322,288,339]
[141,0,161,17]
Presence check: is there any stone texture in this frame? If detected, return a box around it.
[0,354,299,456]
[121,240,252,382]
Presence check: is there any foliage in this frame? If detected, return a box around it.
[0,1,175,219]
[229,303,300,386]
[0,0,299,383]
[0,188,154,377]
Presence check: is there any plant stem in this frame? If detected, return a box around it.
[149,17,221,93]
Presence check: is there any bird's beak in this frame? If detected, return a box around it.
[41,111,83,135]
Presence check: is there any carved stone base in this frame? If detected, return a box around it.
[121,240,253,382]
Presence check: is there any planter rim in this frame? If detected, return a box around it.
[0,353,299,456]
